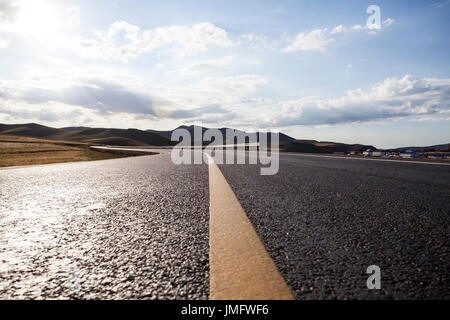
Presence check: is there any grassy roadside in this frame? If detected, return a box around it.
[0,135,157,167]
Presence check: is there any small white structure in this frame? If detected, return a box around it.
[400,151,420,158]
[363,150,390,157]
[371,151,384,157]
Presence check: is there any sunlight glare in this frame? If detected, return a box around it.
[15,0,66,39]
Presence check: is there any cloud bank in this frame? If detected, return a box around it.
[260,75,450,127]
[284,19,395,53]
[1,73,449,129]
[60,21,233,61]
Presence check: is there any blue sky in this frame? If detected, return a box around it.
[0,0,449,148]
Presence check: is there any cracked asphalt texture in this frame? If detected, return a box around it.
[218,153,450,299]
[0,154,209,299]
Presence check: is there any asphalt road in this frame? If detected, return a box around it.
[1,151,449,299]
[0,154,209,299]
[218,153,450,299]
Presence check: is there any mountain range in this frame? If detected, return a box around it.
[0,123,173,146]
[387,144,450,152]
[1,122,447,154]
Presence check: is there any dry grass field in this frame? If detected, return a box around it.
[0,135,155,167]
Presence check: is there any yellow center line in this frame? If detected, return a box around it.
[206,154,294,300]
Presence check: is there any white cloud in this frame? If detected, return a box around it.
[0,55,267,127]
[0,36,8,48]
[154,74,267,113]
[0,57,172,121]
[0,0,20,24]
[283,28,333,52]
[168,104,235,122]
[0,0,18,48]
[238,33,270,48]
[106,20,140,39]
[330,25,347,34]
[366,18,395,34]
[170,56,234,77]
[60,21,233,61]
[283,19,395,53]
[256,75,450,127]
[2,79,161,116]
[382,18,395,28]
[197,75,266,99]
[431,0,450,8]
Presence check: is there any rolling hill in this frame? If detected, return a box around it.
[148,125,296,145]
[388,144,450,152]
[0,123,174,146]
[280,140,376,154]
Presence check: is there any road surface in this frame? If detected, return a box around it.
[0,151,449,299]
[219,152,450,299]
[0,154,209,299]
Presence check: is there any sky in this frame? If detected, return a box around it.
[0,0,449,148]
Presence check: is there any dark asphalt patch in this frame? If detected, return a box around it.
[218,153,450,299]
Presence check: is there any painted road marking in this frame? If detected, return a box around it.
[91,146,170,154]
[206,154,294,300]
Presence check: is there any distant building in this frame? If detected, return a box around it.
[371,151,384,157]
[364,150,390,157]
[400,151,420,158]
